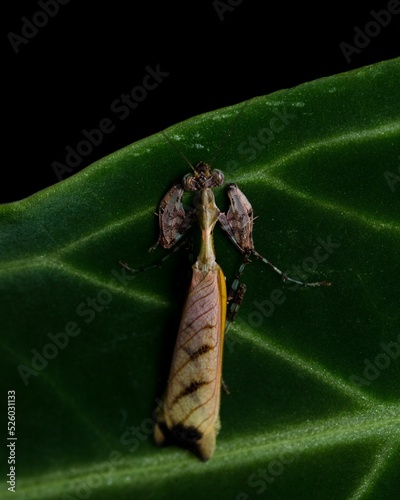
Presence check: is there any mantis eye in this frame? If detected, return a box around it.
[210,169,224,187]
[183,166,225,191]
[183,172,197,191]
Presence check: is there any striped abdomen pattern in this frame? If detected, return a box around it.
[154,262,227,460]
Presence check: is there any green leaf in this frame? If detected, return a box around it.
[2,57,400,500]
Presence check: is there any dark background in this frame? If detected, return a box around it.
[2,0,399,203]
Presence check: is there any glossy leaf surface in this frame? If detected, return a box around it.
[1,57,400,500]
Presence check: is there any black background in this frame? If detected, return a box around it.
[2,0,399,203]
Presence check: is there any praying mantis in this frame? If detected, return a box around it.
[121,136,331,461]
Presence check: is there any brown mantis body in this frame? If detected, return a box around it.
[122,160,330,460]
[153,165,226,460]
